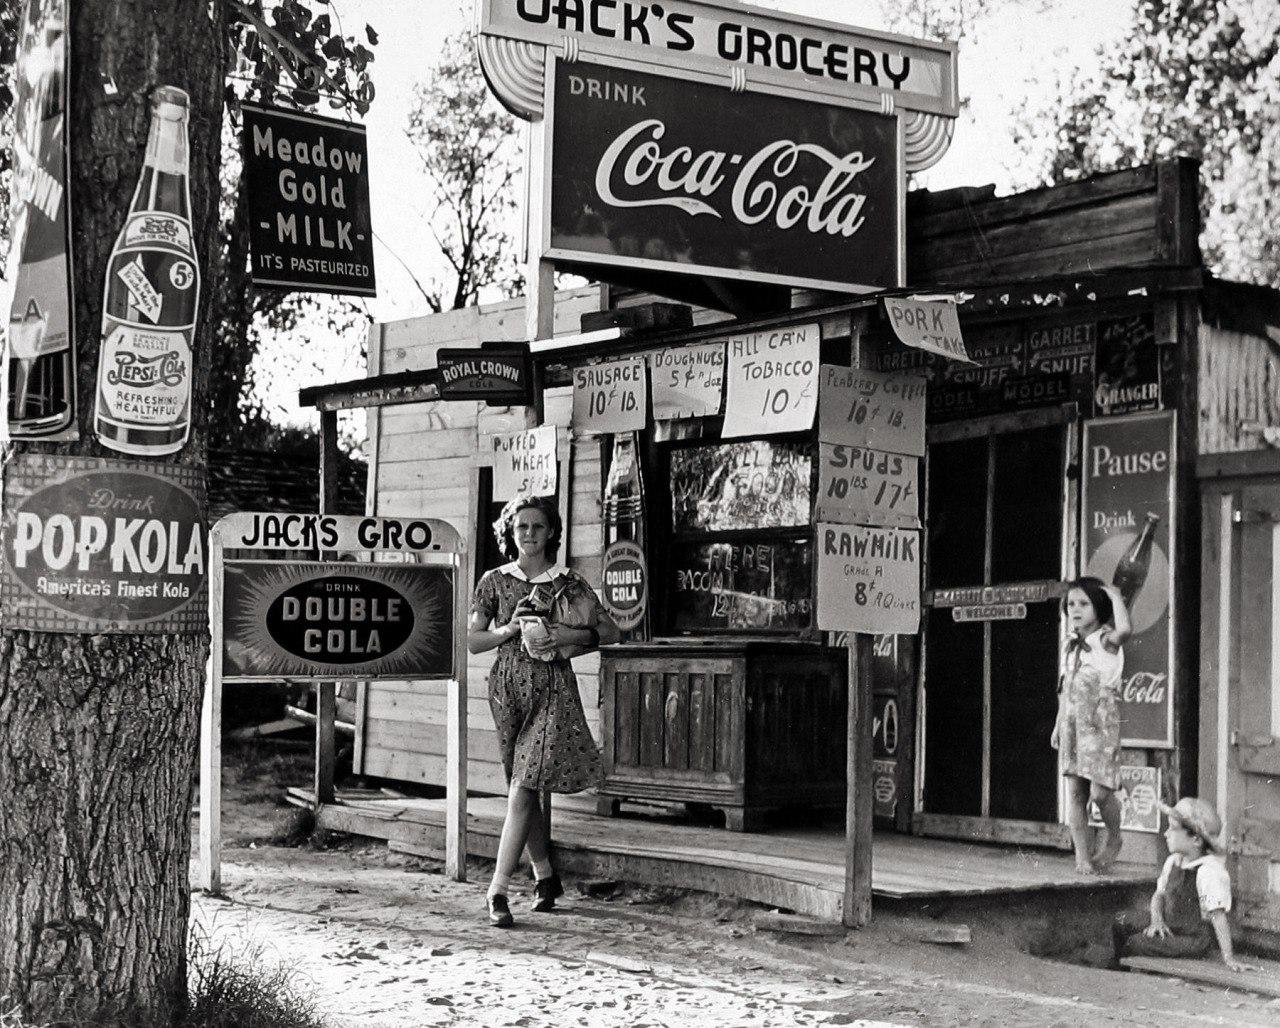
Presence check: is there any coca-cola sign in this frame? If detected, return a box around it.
[546,59,900,292]
[0,454,207,633]
[1080,412,1175,747]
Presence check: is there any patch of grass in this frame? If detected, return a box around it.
[0,1001,51,1028]
[269,806,316,848]
[186,932,328,1028]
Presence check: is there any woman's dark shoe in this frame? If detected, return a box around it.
[532,873,564,913]
[487,893,514,927]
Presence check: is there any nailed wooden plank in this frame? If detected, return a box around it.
[914,227,1163,286]
[755,911,845,936]
[1121,957,1280,999]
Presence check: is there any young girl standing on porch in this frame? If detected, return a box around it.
[1052,577,1132,874]
[467,495,620,927]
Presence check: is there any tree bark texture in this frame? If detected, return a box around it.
[0,2,225,1023]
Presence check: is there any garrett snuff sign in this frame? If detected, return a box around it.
[1,454,207,633]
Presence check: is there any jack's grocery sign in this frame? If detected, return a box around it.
[1,454,207,633]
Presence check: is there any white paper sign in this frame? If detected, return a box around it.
[818,365,926,457]
[722,322,820,439]
[491,425,558,500]
[883,297,971,363]
[650,343,725,420]
[816,443,919,528]
[573,357,646,433]
[816,523,921,635]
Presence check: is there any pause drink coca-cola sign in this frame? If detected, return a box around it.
[94,86,199,456]
[545,58,900,293]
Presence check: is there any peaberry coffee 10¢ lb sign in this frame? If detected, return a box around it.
[545,58,900,293]
[1,454,206,633]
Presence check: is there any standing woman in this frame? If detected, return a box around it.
[1052,576,1132,874]
[467,495,620,927]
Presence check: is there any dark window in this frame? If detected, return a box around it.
[990,426,1064,583]
[926,436,987,588]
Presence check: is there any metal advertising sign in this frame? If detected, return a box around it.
[1089,764,1162,834]
[818,365,926,457]
[572,356,647,433]
[1094,313,1160,416]
[490,424,558,500]
[815,523,921,635]
[601,539,648,632]
[545,58,901,293]
[952,603,1027,623]
[5,0,77,440]
[0,455,207,633]
[437,344,533,406]
[650,342,725,420]
[1080,412,1175,748]
[240,103,376,297]
[221,562,454,681]
[722,323,820,438]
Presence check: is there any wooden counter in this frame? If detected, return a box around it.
[597,640,848,830]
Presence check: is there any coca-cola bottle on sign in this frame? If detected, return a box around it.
[94,86,199,455]
[1112,512,1160,606]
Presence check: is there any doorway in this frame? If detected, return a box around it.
[917,407,1077,846]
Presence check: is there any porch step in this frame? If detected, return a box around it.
[1122,956,1280,999]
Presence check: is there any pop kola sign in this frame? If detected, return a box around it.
[544,58,901,293]
[241,103,376,297]
[1,455,207,633]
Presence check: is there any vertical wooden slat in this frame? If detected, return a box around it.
[689,672,709,772]
[198,528,224,893]
[640,672,664,766]
[616,670,639,766]
[664,672,688,770]
[714,671,735,773]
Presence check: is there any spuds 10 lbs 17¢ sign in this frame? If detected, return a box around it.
[1,454,207,633]
[221,562,454,681]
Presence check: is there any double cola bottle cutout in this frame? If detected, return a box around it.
[1112,512,1161,607]
[94,86,198,455]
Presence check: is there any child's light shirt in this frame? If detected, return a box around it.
[1156,852,1232,918]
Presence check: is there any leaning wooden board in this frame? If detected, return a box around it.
[1121,957,1280,999]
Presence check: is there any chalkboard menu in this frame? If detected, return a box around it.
[670,440,812,532]
[668,536,813,633]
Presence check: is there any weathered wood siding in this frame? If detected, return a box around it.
[1198,322,1280,455]
[907,159,1200,285]
[361,287,606,794]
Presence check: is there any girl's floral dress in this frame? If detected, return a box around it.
[1053,627,1124,789]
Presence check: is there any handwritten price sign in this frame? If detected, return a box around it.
[490,424,557,500]
[722,322,819,439]
[818,365,926,457]
[572,356,647,434]
[883,297,972,363]
[816,443,919,528]
[650,343,725,420]
[816,523,921,635]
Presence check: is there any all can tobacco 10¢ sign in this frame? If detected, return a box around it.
[1,454,207,633]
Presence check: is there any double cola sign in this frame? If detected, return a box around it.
[548,60,899,291]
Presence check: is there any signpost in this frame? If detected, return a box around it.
[199,513,468,892]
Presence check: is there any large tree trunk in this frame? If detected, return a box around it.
[0,2,225,1023]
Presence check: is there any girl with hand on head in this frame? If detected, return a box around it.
[1051,576,1131,874]
[467,495,620,928]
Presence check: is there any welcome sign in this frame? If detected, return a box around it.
[545,58,900,292]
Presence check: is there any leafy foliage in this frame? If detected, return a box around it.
[1012,0,1280,286]
[405,26,524,312]
[876,0,1047,40]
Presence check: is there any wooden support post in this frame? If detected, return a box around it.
[315,409,340,808]
[844,635,873,927]
[523,117,555,346]
[198,641,222,893]
[446,549,469,881]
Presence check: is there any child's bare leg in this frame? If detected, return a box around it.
[1091,783,1123,868]
[1065,775,1096,873]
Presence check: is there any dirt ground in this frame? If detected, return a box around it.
[194,741,1280,1027]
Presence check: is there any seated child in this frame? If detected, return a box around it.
[1112,797,1258,973]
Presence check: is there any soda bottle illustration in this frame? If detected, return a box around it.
[1112,512,1160,606]
[602,432,650,640]
[94,85,198,455]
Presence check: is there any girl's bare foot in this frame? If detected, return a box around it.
[1075,858,1098,875]
[1092,831,1123,870]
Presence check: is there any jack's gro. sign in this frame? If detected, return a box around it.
[546,58,899,293]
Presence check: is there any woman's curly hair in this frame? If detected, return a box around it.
[492,494,562,562]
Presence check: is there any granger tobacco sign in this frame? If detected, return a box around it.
[1080,412,1175,747]
[222,561,454,681]
[545,58,900,293]
[1,454,207,633]
[241,103,376,297]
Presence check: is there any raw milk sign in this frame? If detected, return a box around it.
[1080,412,1175,747]
[573,356,646,433]
[818,365,925,457]
[722,323,819,439]
[241,103,376,296]
[491,425,557,500]
[883,298,971,363]
[816,523,921,635]
[650,343,725,420]
[222,562,454,681]
[816,443,919,528]
[1,455,207,633]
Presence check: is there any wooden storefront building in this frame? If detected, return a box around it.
[324,157,1280,911]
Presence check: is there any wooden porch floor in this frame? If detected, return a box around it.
[300,789,1155,922]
